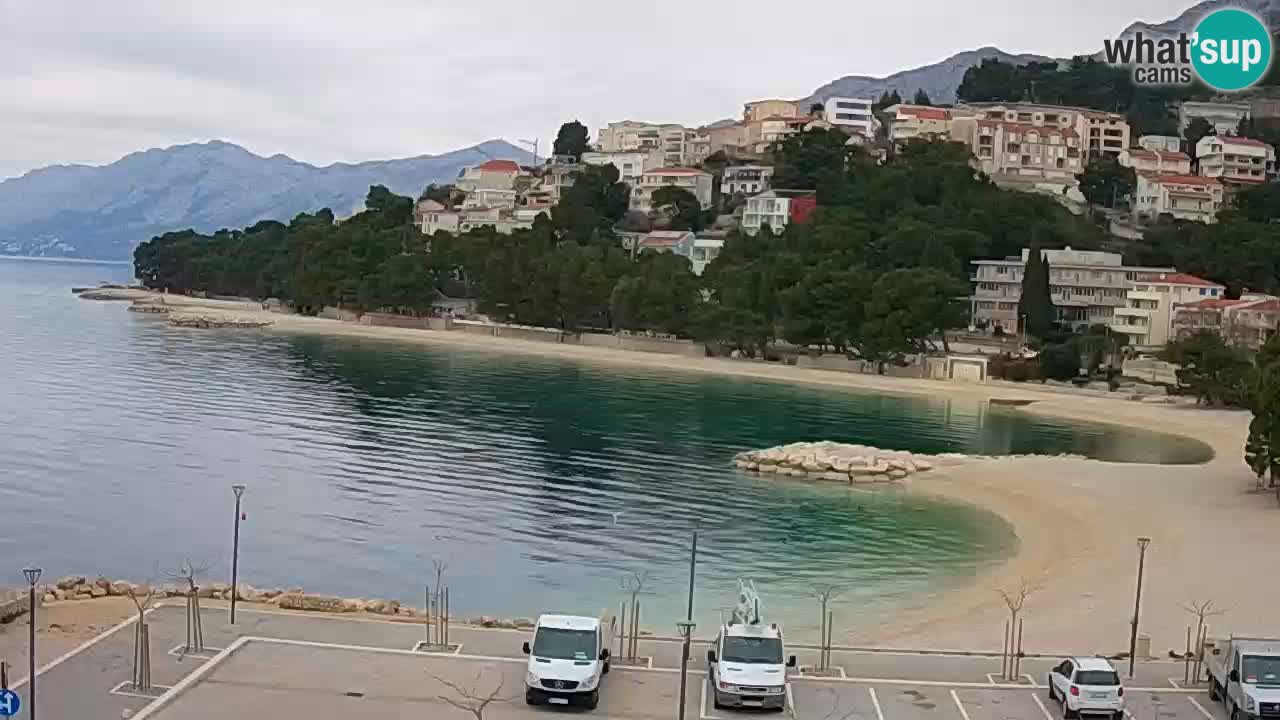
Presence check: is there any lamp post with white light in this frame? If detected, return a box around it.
[23,567,42,720]
[230,484,246,624]
[1128,537,1152,678]
[676,531,698,720]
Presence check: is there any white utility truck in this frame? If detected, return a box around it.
[522,611,616,709]
[1207,637,1280,720]
[706,581,796,711]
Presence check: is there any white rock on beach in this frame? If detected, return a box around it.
[731,441,950,485]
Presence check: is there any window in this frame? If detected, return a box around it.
[1075,670,1121,687]
[1200,288,1207,296]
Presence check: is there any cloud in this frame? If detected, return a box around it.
[0,0,1189,179]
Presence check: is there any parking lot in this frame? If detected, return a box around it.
[6,602,1230,720]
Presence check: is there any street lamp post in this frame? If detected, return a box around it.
[1128,537,1152,678]
[230,484,246,625]
[23,567,42,720]
[676,531,698,720]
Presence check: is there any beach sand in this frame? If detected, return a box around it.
[92,292,1275,655]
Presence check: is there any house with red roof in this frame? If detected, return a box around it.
[1119,147,1191,176]
[886,104,964,146]
[1195,135,1275,185]
[457,158,527,193]
[1132,173,1224,224]
[1174,294,1280,349]
[1111,272,1225,347]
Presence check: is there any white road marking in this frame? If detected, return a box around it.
[1188,697,1216,720]
[787,674,1208,693]
[700,676,722,720]
[786,684,796,718]
[1124,710,1135,719]
[130,636,252,720]
[1032,692,1056,720]
[8,607,152,690]
[952,689,974,720]
[1025,673,1041,687]
[1170,678,1184,689]
[108,680,174,699]
[869,687,886,720]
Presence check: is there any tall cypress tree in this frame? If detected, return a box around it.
[1018,244,1055,339]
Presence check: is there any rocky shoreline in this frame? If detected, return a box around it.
[42,575,548,630]
[733,441,963,483]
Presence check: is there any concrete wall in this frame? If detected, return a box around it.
[318,306,361,323]
[1123,357,1180,385]
[0,589,36,623]
[579,333,704,357]
[359,313,428,330]
[794,355,870,373]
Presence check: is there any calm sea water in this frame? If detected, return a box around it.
[0,258,1208,636]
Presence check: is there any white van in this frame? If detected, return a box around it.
[522,612,615,709]
[706,620,796,711]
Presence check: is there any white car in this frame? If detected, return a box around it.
[1048,657,1126,719]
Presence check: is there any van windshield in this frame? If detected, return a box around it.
[531,627,597,661]
[1242,656,1280,687]
[1076,670,1120,686]
[722,636,783,664]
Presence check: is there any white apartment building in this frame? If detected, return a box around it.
[461,188,518,210]
[580,150,662,186]
[415,199,460,235]
[630,168,714,213]
[1174,294,1280,349]
[721,165,774,196]
[1110,272,1224,348]
[595,121,707,167]
[823,97,876,137]
[1179,100,1251,135]
[1118,147,1191,175]
[1196,135,1275,185]
[969,247,1173,333]
[741,189,815,236]
[966,119,1083,181]
[744,99,800,123]
[414,199,541,236]
[962,103,1130,162]
[1138,135,1183,152]
[1133,174,1224,224]
[457,159,524,192]
[689,237,724,276]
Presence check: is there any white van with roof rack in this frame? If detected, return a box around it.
[705,580,796,712]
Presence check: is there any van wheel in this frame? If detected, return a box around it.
[1049,685,1057,701]
[525,689,538,706]
[1231,706,1240,720]
[585,690,599,710]
[603,661,610,675]
[1064,700,1076,719]
[1209,680,1219,701]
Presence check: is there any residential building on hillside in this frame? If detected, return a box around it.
[415,199,460,235]
[969,247,1173,334]
[636,230,696,256]
[580,150,662,185]
[887,104,959,144]
[1083,112,1131,159]
[1119,147,1192,175]
[741,189,816,236]
[1132,174,1223,224]
[630,168,713,213]
[1139,135,1184,152]
[461,188,518,210]
[689,236,724,276]
[745,116,798,152]
[1110,272,1224,348]
[721,165,774,196]
[537,161,579,200]
[705,123,752,157]
[457,159,524,192]
[1196,135,1275,185]
[823,97,876,137]
[961,118,1083,181]
[414,200,542,236]
[961,103,1130,161]
[1178,101,1251,134]
[744,99,800,123]
[1174,294,1280,349]
[595,121,709,167]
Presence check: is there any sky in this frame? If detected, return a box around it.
[0,0,1193,180]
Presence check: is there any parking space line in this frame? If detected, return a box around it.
[1025,674,1040,687]
[108,680,174,699]
[700,676,721,720]
[786,685,795,717]
[166,643,225,659]
[869,687,885,720]
[1170,678,1183,689]
[1188,697,1216,720]
[951,689,973,720]
[7,606,152,690]
[1032,691,1055,720]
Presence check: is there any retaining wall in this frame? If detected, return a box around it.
[318,306,361,323]
[0,589,36,623]
[579,333,704,357]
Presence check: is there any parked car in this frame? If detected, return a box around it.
[1206,637,1280,720]
[522,612,615,709]
[1047,657,1125,719]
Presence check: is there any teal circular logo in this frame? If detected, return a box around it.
[1192,8,1272,91]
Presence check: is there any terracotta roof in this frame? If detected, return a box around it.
[1139,272,1223,288]
[1212,135,1271,148]
[897,105,950,121]
[476,159,521,172]
[1176,298,1247,310]
[1149,174,1221,187]
[976,120,1079,139]
[646,167,708,176]
[1129,148,1191,161]
[644,231,693,239]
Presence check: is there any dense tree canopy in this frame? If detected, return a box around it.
[552,120,590,159]
[1079,156,1136,209]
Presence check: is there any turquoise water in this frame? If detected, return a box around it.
[0,258,1208,636]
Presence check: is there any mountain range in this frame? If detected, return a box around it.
[0,140,534,261]
[0,0,1245,261]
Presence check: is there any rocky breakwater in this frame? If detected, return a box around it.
[168,311,272,329]
[734,441,962,484]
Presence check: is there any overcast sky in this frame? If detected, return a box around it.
[1,0,1191,180]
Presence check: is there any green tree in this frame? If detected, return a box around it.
[859,268,968,367]
[1184,117,1215,157]
[1163,330,1252,407]
[651,186,705,231]
[1245,336,1280,489]
[1079,156,1136,209]
[873,89,902,111]
[912,88,932,106]
[610,251,702,335]
[1017,246,1055,340]
[552,120,590,159]
[769,127,857,191]
[1039,343,1081,380]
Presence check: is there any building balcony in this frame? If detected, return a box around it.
[1115,306,1154,318]
[1110,321,1150,335]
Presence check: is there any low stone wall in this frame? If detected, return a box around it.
[359,313,431,330]
[318,306,361,323]
[1123,358,1180,386]
[454,320,573,344]
[0,589,37,623]
[794,355,869,373]
[579,332,704,357]
[734,441,958,484]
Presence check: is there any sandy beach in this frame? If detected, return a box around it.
[84,292,1275,656]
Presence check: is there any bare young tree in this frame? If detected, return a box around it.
[165,559,212,654]
[807,584,848,672]
[1183,599,1226,682]
[125,582,158,690]
[430,666,517,720]
[996,578,1035,680]
[620,570,652,661]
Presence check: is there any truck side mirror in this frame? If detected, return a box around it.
[787,655,797,668]
[522,641,531,655]
[599,649,610,660]
[707,650,717,664]
[1230,669,1240,683]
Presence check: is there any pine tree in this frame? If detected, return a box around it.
[1017,245,1055,340]
[913,88,932,106]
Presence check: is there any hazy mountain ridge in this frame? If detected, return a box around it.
[0,139,535,260]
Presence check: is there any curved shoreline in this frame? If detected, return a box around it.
[100,293,1267,654]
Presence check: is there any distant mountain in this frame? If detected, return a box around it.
[1119,0,1280,38]
[801,47,1055,107]
[0,139,536,261]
